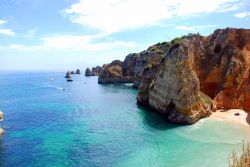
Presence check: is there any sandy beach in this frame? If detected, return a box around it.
[210,109,250,127]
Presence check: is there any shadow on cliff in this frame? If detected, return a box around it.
[137,105,181,130]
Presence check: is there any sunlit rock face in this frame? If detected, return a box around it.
[190,28,250,111]
[146,28,250,124]
[98,60,133,83]
[133,42,170,88]
[148,38,213,124]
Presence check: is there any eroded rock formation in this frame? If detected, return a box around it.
[98,60,133,83]
[85,68,93,76]
[92,28,250,124]
[146,28,250,124]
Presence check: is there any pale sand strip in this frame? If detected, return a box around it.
[210,109,250,127]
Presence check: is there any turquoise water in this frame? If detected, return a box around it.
[0,72,250,167]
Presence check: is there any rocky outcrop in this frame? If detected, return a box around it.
[76,69,81,74]
[98,60,133,83]
[97,42,170,86]
[146,28,250,124]
[148,39,213,124]
[85,66,104,76]
[191,28,250,111]
[136,42,173,104]
[65,71,72,78]
[85,68,93,76]
[122,53,140,80]
[92,28,249,124]
[133,42,170,88]
[92,66,104,76]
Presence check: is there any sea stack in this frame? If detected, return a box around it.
[85,68,93,76]
[76,69,81,74]
[65,71,71,78]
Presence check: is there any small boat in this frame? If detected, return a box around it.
[67,78,73,82]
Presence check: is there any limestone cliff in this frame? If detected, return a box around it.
[147,28,250,124]
[92,28,249,124]
[148,38,213,124]
[98,60,133,83]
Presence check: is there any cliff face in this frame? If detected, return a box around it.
[148,39,213,124]
[98,60,133,83]
[133,42,170,87]
[192,28,250,111]
[146,28,250,124]
[92,28,249,124]
[136,42,171,104]
[122,53,140,80]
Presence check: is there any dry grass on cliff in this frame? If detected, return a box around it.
[229,141,250,167]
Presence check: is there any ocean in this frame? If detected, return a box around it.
[0,72,249,167]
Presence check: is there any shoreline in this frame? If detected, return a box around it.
[209,109,250,127]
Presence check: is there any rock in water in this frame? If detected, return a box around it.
[76,69,81,74]
[65,71,71,79]
[98,60,133,83]
[85,68,93,76]
[92,66,104,76]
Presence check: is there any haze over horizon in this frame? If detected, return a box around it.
[0,0,249,71]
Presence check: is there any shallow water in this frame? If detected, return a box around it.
[0,72,249,167]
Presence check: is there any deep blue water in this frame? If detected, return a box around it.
[0,72,250,167]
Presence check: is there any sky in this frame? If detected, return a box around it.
[0,0,249,71]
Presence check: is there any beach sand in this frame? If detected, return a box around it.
[210,109,250,127]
